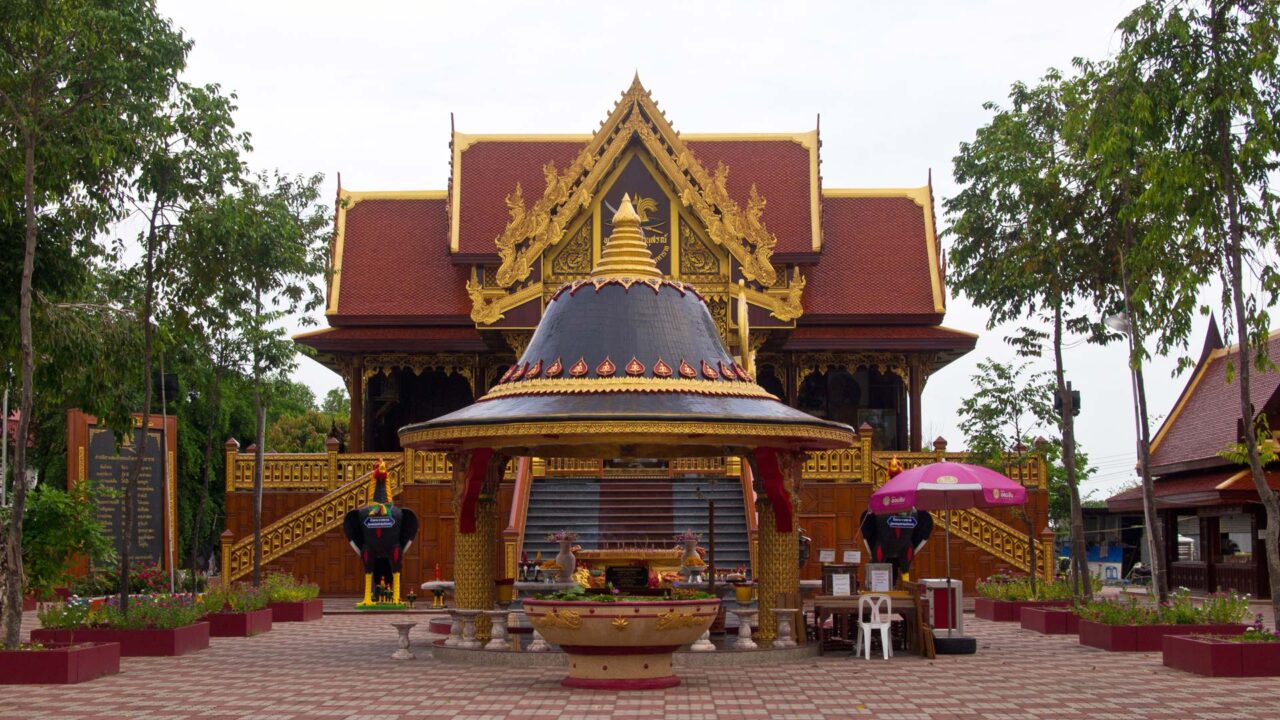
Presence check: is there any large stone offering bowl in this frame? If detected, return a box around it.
[522,597,720,689]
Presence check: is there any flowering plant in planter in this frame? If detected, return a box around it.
[204,583,269,613]
[975,571,1091,601]
[1076,589,1249,626]
[547,530,578,543]
[262,572,320,603]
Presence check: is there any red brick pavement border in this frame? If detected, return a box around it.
[3,608,1279,719]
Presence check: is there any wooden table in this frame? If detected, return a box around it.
[814,593,918,656]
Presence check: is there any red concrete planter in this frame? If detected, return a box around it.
[22,596,37,612]
[0,642,120,684]
[1020,607,1080,635]
[30,622,210,657]
[202,609,273,637]
[268,599,323,622]
[1163,635,1280,677]
[975,598,1071,622]
[1078,620,1248,652]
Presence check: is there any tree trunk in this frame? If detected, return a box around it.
[189,364,223,592]
[1213,43,1280,619]
[1120,234,1168,603]
[2,129,38,650]
[1052,302,1090,601]
[252,287,265,587]
[121,196,162,612]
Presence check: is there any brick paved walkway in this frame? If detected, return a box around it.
[3,608,1278,719]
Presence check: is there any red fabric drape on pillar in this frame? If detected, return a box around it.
[458,448,494,533]
[753,447,793,532]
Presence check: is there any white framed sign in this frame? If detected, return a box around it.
[843,550,861,564]
[867,563,893,593]
[818,549,836,563]
[831,573,852,596]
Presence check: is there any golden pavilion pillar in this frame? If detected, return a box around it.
[451,452,505,642]
[753,451,802,644]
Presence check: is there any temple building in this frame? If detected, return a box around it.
[1107,321,1280,598]
[221,79,1054,594]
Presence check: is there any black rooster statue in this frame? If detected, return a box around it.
[859,456,934,584]
[342,459,419,606]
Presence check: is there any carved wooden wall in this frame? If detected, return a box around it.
[225,483,514,595]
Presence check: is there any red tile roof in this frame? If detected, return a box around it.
[452,137,817,255]
[687,139,814,254]
[1148,333,1280,472]
[806,195,941,321]
[782,325,976,351]
[455,140,583,256]
[332,197,470,322]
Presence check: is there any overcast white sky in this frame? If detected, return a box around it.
[157,0,1228,499]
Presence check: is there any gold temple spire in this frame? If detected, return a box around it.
[591,194,662,279]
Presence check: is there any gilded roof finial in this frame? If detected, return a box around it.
[592,194,662,279]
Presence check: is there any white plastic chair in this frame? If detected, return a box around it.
[855,593,893,660]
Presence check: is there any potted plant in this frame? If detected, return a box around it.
[201,583,273,637]
[523,585,720,689]
[263,572,322,622]
[0,638,121,685]
[31,593,215,657]
[973,571,1075,622]
[1076,589,1250,652]
[1163,614,1280,677]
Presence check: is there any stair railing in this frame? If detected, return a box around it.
[220,458,405,583]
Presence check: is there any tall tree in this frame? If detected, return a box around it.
[946,71,1102,599]
[0,0,188,649]
[200,172,329,585]
[1070,53,1195,603]
[118,81,246,611]
[1115,0,1280,617]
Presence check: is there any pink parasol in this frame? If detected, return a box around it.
[869,462,1028,646]
[869,462,1027,513]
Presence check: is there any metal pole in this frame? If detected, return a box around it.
[944,492,953,638]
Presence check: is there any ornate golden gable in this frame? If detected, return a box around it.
[490,76,782,290]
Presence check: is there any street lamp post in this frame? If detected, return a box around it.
[1105,312,1168,602]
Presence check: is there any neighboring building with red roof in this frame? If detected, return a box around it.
[1107,320,1280,597]
[297,78,976,453]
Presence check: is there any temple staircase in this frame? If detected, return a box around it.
[521,476,751,570]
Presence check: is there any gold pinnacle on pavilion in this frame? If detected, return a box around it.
[591,193,663,279]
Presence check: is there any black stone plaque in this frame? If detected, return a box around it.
[87,426,166,564]
[605,565,650,592]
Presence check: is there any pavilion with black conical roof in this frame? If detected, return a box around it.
[400,195,855,642]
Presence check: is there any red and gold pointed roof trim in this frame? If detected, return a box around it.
[625,357,645,376]
[733,362,752,382]
[596,356,617,377]
[653,358,673,378]
[569,357,589,377]
[678,359,697,379]
[525,358,543,379]
[701,360,719,380]
[478,376,780,401]
[553,277,703,303]
[719,361,735,381]
[510,362,529,382]
[499,364,518,384]
[545,357,564,378]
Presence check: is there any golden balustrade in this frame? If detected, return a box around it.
[221,459,405,583]
[224,438,461,491]
[669,457,726,475]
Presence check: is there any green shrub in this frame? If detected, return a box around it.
[262,572,320,603]
[975,571,1089,601]
[22,484,115,599]
[204,583,269,613]
[1076,589,1250,626]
